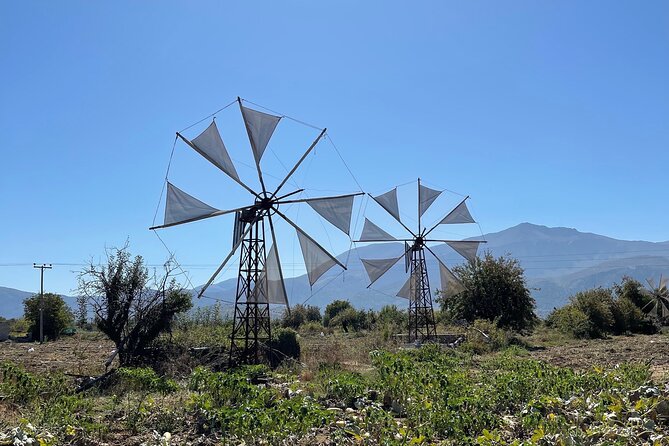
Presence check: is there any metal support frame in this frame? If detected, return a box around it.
[408,248,437,342]
[228,216,271,365]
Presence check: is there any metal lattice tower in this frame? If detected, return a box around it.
[229,216,271,365]
[408,245,437,342]
[357,178,484,343]
[150,97,362,366]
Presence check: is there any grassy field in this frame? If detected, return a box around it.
[1,330,669,445]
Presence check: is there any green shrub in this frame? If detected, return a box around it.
[461,319,511,354]
[299,320,325,335]
[323,300,353,327]
[546,305,594,339]
[270,328,300,365]
[23,293,74,341]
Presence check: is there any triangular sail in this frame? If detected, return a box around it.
[359,218,396,241]
[361,257,402,285]
[254,243,288,305]
[296,227,338,286]
[240,105,281,165]
[306,195,355,235]
[164,182,219,226]
[189,121,240,182]
[419,184,442,217]
[439,262,465,298]
[397,275,415,299]
[371,188,401,223]
[440,199,475,224]
[446,241,481,263]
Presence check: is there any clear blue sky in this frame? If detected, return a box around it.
[1,1,668,297]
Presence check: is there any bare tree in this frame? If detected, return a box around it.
[78,245,192,366]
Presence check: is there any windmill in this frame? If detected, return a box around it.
[150,98,362,365]
[643,275,669,319]
[356,179,484,342]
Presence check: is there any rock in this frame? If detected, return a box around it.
[656,400,669,417]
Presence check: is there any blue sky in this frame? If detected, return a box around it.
[1,1,668,297]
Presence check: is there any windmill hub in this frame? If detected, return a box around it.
[413,237,425,250]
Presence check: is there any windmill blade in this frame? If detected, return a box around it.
[177,127,257,197]
[280,193,363,236]
[440,198,475,225]
[397,275,415,299]
[419,183,442,218]
[424,197,475,237]
[361,256,404,287]
[273,208,346,286]
[424,245,465,298]
[196,223,253,299]
[371,188,402,224]
[272,129,327,197]
[660,274,668,291]
[150,182,250,230]
[446,240,482,263]
[239,99,281,193]
[254,213,289,306]
[358,218,397,242]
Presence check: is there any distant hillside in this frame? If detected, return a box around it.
[194,223,669,316]
[0,287,78,319]
[3,223,669,318]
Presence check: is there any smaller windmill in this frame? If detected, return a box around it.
[356,179,484,342]
[643,275,669,319]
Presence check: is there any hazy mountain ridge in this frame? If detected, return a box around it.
[2,223,669,318]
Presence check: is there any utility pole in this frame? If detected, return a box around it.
[33,263,52,343]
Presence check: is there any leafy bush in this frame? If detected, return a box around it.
[440,252,538,332]
[269,328,300,365]
[546,304,593,338]
[547,286,659,339]
[23,293,74,341]
[323,300,353,327]
[281,304,322,329]
[460,319,512,354]
[299,320,326,335]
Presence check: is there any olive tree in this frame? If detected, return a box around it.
[439,252,537,332]
[78,246,192,365]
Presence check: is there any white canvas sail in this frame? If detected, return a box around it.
[361,257,402,285]
[439,262,465,297]
[359,218,396,241]
[306,195,355,235]
[397,275,415,299]
[439,199,475,224]
[419,184,442,217]
[240,105,281,165]
[371,188,402,223]
[296,226,338,286]
[164,182,219,226]
[254,243,288,305]
[189,121,240,182]
[446,241,481,263]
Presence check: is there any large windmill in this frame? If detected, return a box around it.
[357,179,484,342]
[151,98,361,365]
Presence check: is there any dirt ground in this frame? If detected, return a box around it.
[0,334,115,376]
[1,332,668,380]
[527,333,669,380]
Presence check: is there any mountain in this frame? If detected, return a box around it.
[0,287,33,319]
[2,223,669,318]
[194,223,669,316]
[0,287,78,320]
